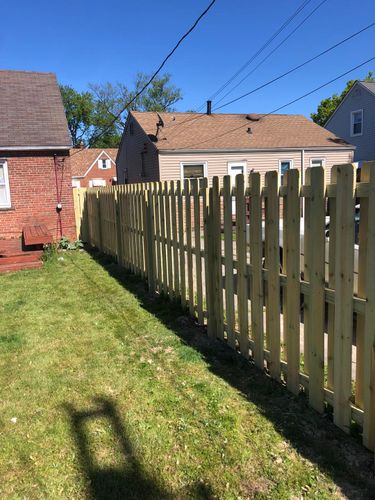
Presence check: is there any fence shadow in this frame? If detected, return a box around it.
[71,249,375,499]
[64,397,214,500]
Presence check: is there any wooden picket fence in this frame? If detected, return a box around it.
[73,163,375,455]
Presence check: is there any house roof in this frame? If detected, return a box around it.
[359,80,375,95]
[70,148,118,177]
[130,111,353,152]
[0,70,71,149]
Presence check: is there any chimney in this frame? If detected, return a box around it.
[79,141,85,150]
[206,100,212,115]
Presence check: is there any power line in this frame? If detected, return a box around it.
[196,0,314,111]
[178,56,375,150]
[214,0,329,106]
[214,21,375,111]
[71,0,217,156]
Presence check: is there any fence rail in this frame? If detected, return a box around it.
[73,163,375,455]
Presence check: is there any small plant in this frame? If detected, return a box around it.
[58,237,84,251]
[42,242,58,262]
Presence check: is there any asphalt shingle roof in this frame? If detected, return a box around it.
[360,81,375,95]
[70,148,118,177]
[0,70,71,149]
[131,111,353,151]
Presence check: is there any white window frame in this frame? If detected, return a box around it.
[350,109,363,137]
[0,160,11,209]
[89,179,106,187]
[72,179,81,188]
[180,161,208,181]
[310,158,326,168]
[278,159,293,181]
[227,161,247,177]
[99,158,110,170]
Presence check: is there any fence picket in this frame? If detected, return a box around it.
[333,164,355,433]
[171,181,179,300]
[223,175,235,348]
[236,174,249,358]
[249,172,264,368]
[177,180,186,309]
[304,167,325,412]
[192,179,204,324]
[282,169,300,395]
[264,171,281,380]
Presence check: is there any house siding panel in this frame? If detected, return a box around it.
[325,83,375,161]
[159,149,353,185]
[117,116,159,184]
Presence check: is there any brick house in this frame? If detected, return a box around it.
[0,70,76,240]
[116,109,355,186]
[70,148,118,188]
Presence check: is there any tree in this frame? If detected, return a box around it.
[87,73,182,147]
[311,71,374,126]
[59,85,94,146]
[60,74,183,148]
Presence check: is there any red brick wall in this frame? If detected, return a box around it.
[0,151,76,240]
[75,152,117,188]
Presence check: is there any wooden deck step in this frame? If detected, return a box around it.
[0,260,43,273]
[0,252,43,265]
[23,224,52,246]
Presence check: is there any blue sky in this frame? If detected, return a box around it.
[1,0,374,118]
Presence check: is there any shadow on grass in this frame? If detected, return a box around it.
[64,397,214,500]
[69,249,375,499]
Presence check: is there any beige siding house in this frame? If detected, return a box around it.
[116,110,355,185]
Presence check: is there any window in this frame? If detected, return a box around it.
[310,158,325,168]
[0,160,11,208]
[72,179,81,188]
[279,159,293,179]
[181,162,207,180]
[351,109,363,136]
[99,158,110,169]
[89,179,106,187]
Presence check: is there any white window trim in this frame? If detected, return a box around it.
[310,158,326,168]
[180,161,208,181]
[0,160,11,208]
[227,161,247,176]
[89,179,106,187]
[278,159,293,181]
[99,158,111,170]
[350,109,363,137]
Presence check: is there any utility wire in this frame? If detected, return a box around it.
[214,0,329,106]
[178,56,375,150]
[71,0,217,156]
[196,0,313,111]
[214,21,375,111]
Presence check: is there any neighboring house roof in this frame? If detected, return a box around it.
[325,80,375,127]
[70,148,118,177]
[130,111,353,152]
[0,70,71,149]
[360,81,375,95]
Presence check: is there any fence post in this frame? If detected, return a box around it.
[333,163,355,433]
[359,161,375,451]
[97,190,103,251]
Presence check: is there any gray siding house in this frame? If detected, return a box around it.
[325,81,375,162]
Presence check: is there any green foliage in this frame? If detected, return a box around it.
[58,237,84,251]
[42,242,58,262]
[59,85,94,147]
[60,74,182,148]
[311,71,374,126]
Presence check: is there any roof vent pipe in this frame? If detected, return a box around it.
[206,100,212,115]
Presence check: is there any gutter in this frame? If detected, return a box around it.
[158,146,356,154]
[0,145,71,151]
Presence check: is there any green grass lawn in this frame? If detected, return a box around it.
[1,251,374,499]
